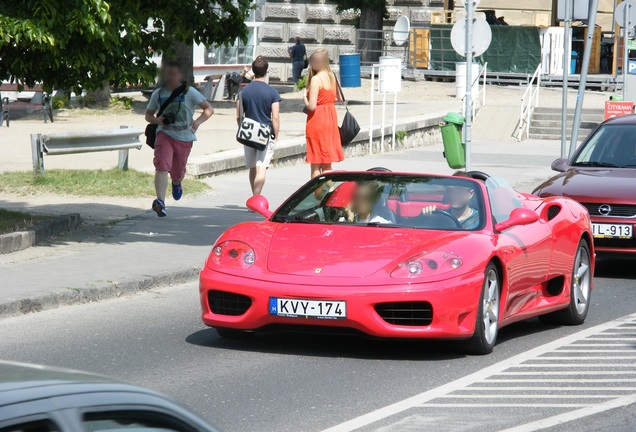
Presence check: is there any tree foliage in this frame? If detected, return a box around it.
[0,0,251,92]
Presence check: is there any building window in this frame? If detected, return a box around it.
[205,29,255,65]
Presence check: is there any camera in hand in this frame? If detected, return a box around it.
[162,113,177,125]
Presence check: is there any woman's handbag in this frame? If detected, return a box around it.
[335,77,360,146]
[144,83,188,149]
[236,90,270,151]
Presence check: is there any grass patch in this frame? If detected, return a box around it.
[0,209,49,235]
[0,169,209,198]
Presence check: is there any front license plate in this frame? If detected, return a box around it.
[592,223,633,239]
[269,297,346,320]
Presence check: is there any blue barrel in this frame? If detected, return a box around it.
[339,53,361,88]
[571,51,578,74]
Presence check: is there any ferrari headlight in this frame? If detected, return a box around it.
[391,251,463,279]
[208,240,255,269]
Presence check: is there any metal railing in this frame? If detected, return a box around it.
[461,62,488,121]
[514,65,542,141]
[31,126,143,175]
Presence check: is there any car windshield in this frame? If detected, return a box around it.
[272,173,485,231]
[573,124,636,168]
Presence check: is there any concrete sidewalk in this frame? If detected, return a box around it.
[0,138,560,318]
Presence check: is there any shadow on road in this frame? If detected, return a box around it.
[186,317,561,361]
[595,257,636,280]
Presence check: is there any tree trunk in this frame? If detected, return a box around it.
[163,40,195,85]
[359,7,384,65]
[84,80,111,107]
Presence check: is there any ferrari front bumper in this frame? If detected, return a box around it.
[199,268,484,339]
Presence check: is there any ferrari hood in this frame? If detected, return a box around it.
[266,224,456,277]
[542,168,636,203]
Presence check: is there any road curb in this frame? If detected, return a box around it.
[0,266,200,319]
[0,213,82,255]
[187,111,447,178]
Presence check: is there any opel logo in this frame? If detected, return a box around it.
[598,204,612,216]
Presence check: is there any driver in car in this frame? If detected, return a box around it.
[344,181,392,224]
[421,181,479,230]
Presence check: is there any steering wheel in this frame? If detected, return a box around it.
[466,171,490,182]
[433,209,463,229]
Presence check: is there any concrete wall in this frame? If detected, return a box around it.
[256,0,446,81]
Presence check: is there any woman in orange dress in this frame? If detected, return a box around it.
[304,48,344,178]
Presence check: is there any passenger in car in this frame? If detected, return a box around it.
[344,182,392,224]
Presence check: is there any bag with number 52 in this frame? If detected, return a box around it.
[237,91,270,151]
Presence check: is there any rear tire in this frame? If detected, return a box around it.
[215,328,256,340]
[464,263,500,355]
[539,239,591,326]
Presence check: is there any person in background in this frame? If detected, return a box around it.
[237,56,281,196]
[288,37,306,84]
[304,48,343,179]
[145,60,214,217]
[226,66,254,101]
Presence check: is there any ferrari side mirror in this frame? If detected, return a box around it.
[495,208,540,232]
[246,195,273,218]
[551,158,569,172]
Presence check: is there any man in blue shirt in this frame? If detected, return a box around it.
[288,37,306,84]
[237,56,281,195]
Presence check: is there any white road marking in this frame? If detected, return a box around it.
[438,394,617,399]
[514,363,636,367]
[498,371,636,375]
[416,403,592,408]
[499,394,636,432]
[464,386,636,391]
[321,312,636,432]
[485,379,636,383]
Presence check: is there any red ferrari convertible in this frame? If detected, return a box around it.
[200,171,594,354]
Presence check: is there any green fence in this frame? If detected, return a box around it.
[429,25,542,74]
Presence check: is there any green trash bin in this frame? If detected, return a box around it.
[610,95,624,101]
[440,112,466,169]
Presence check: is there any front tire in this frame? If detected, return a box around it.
[464,263,500,355]
[215,327,256,340]
[540,239,591,325]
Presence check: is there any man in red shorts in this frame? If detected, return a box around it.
[145,61,214,217]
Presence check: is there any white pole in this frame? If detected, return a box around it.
[570,0,599,156]
[392,91,398,150]
[369,66,375,155]
[381,91,387,153]
[464,0,473,171]
[561,0,571,158]
[624,3,631,101]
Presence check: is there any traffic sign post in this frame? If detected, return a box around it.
[560,0,571,159]
[464,0,473,171]
[448,0,491,171]
[615,0,636,100]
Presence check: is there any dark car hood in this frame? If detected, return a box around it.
[266,224,465,277]
[536,168,636,203]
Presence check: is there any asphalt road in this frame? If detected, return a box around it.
[2,143,636,431]
[0,259,635,432]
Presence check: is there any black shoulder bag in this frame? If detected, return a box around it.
[335,76,360,146]
[145,83,188,149]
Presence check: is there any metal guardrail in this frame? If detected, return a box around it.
[31,127,143,175]
[514,65,542,141]
[462,62,488,121]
